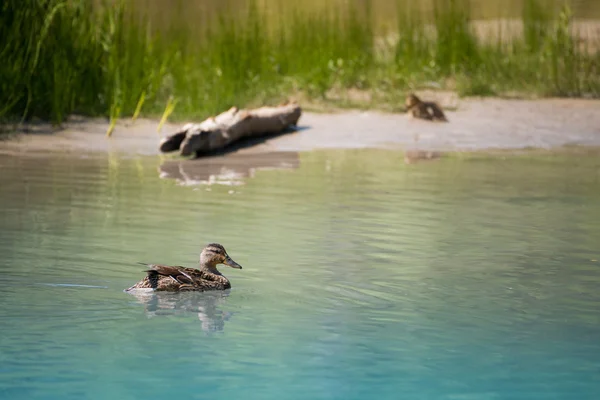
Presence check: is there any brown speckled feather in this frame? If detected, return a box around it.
[126,263,231,292]
[409,101,447,121]
[405,93,448,122]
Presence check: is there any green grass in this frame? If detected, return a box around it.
[1,0,599,126]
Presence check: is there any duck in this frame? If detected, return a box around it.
[405,93,448,122]
[125,243,242,292]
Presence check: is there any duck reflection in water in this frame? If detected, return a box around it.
[159,151,299,186]
[128,290,233,333]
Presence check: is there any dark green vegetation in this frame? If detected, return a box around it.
[1,0,599,125]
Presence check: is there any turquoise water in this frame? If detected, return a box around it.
[1,149,599,399]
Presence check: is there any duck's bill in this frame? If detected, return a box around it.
[223,256,242,269]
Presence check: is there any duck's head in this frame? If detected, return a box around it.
[200,243,242,269]
[405,93,421,109]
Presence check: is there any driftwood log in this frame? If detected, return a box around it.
[159,102,302,157]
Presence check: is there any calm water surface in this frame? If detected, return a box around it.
[1,149,599,400]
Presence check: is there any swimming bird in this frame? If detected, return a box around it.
[405,93,448,122]
[125,243,242,292]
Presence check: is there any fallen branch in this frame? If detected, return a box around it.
[159,102,302,157]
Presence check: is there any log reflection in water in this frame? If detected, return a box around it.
[159,151,299,186]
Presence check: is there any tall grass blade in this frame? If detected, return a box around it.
[157,97,177,133]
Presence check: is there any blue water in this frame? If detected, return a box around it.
[1,149,599,399]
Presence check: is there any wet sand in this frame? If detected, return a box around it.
[1,97,599,157]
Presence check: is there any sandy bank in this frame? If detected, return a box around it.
[1,97,599,157]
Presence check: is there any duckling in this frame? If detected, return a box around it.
[125,243,242,292]
[405,93,448,122]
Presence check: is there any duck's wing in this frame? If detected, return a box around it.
[139,263,194,284]
[426,102,448,122]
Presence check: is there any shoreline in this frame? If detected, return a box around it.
[1,96,600,158]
